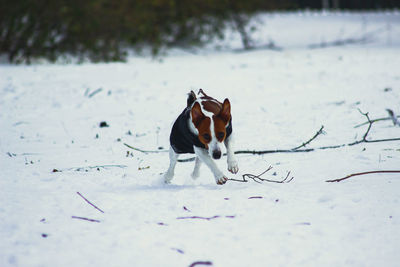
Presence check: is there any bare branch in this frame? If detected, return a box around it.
[326,170,400,183]
[237,110,400,155]
[77,192,104,213]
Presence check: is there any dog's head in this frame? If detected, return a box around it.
[191,97,231,159]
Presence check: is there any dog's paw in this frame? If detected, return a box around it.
[228,159,239,174]
[216,175,228,185]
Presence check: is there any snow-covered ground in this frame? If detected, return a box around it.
[1,11,400,267]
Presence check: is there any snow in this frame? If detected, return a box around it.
[1,11,400,267]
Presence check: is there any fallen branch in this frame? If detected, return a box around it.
[236,109,400,155]
[77,192,104,213]
[228,166,294,184]
[71,216,100,223]
[326,170,400,183]
[124,110,400,158]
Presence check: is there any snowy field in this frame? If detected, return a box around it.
[1,11,400,267]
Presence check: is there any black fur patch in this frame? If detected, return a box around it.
[187,91,196,108]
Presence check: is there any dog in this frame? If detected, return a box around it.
[164,89,238,185]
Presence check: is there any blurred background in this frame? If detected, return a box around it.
[0,0,398,63]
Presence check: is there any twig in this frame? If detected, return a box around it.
[189,261,213,267]
[87,88,103,98]
[57,164,127,172]
[354,115,400,128]
[326,170,400,183]
[71,216,100,223]
[123,143,168,153]
[228,166,294,184]
[77,192,104,213]
[291,125,325,150]
[177,215,235,220]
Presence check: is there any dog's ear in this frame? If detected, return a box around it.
[187,90,196,107]
[219,98,231,124]
[191,102,204,127]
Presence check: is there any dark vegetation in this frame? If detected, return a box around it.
[0,0,398,63]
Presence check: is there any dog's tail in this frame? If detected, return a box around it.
[187,90,196,107]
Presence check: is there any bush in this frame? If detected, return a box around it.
[2,0,396,63]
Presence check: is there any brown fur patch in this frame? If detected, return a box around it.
[213,115,227,142]
[196,117,211,148]
[191,102,211,148]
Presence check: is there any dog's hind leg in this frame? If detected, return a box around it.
[164,146,179,184]
[191,157,202,179]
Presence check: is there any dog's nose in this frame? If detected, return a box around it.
[212,150,221,159]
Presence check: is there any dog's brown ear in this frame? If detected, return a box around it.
[219,98,231,124]
[191,102,204,127]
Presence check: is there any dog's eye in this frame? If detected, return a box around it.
[217,132,225,140]
[202,133,211,142]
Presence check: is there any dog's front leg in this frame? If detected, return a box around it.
[194,146,227,185]
[224,134,238,174]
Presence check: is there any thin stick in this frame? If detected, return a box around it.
[77,192,105,213]
[87,88,103,98]
[177,215,235,220]
[354,115,400,128]
[123,143,168,153]
[326,170,400,183]
[189,261,213,267]
[58,164,127,172]
[292,125,325,150]
[71,216,100,223]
